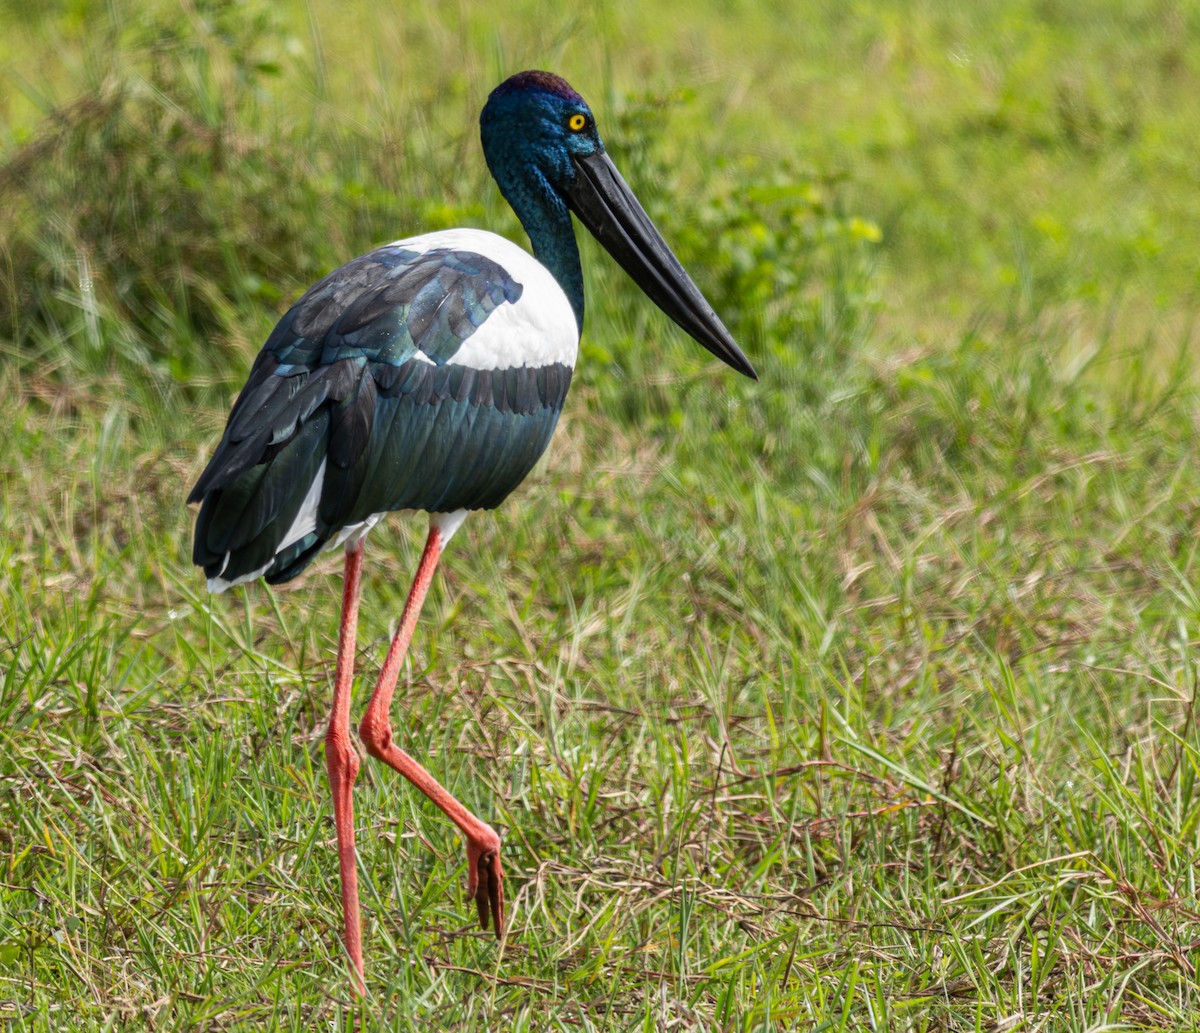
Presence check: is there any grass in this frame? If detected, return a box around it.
[3,0,1200,1029]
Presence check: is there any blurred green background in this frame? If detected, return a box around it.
[2,1,1199,1029]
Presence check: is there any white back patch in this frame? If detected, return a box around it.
[386,228,579,372]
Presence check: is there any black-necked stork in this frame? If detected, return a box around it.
[188,70,756,990]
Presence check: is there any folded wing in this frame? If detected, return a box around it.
[190,239,574,589]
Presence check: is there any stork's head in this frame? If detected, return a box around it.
[481,71,757,380]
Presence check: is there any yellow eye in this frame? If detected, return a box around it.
[568,113,587,132]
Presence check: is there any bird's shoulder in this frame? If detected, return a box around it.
[265,232,529,374]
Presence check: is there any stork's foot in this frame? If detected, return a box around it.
[466,826,504,936]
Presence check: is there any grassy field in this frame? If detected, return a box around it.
[3,0,1200,1029]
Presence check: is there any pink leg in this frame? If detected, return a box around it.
[326,543,366,994]
[358,524,505,936]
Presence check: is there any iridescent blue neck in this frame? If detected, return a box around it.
[524,198,585,334]
[489,162,585,332]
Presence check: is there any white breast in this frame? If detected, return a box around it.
[387,228,580,372]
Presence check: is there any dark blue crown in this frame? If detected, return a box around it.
[488,70,585,106]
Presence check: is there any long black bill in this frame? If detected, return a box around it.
[566,150,758,380]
